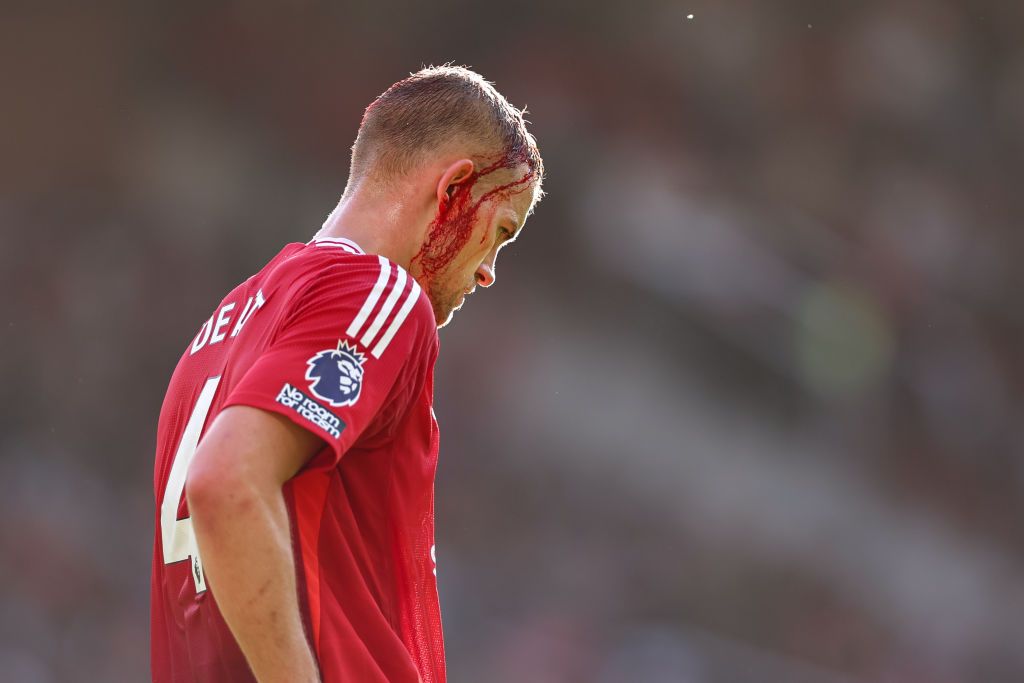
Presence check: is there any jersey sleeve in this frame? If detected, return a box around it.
[223,254,435,470]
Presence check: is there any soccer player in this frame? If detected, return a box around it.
[150,66,543,683]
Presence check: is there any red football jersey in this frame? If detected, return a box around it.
[151,237,445,683]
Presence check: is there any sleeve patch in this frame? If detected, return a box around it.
[276,383,345,439]
[304,340,366,407]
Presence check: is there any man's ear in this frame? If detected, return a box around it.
[436,159,476,208]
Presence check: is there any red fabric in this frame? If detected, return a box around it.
[151,241,445,683]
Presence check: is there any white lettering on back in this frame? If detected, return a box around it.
[190,315,213,355]
[231,289,266,338]
[209,302,236,345]
[189,289,266,356]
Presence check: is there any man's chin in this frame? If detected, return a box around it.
[433,298,464,329]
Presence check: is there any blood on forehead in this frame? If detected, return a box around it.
[411,149,537,280]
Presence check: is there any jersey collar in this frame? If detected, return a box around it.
[309,236,365,255]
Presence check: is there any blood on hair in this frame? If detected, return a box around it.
[411,149,536,280]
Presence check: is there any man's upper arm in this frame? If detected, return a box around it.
[188,406,325,496]
[221,256,436,470]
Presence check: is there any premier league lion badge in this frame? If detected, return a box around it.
[305,340,366,407]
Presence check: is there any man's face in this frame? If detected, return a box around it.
[412,163,539,327]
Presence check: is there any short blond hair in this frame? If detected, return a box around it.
[348,65,543,193]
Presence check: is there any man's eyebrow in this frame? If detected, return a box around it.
[508,209,526,237]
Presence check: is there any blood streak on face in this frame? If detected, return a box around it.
[411,149,536,283]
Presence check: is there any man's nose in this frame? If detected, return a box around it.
[475,262,495,288]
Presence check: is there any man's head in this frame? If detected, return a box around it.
[347,65,544,327]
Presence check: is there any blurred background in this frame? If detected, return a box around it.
[3,1,1023,681]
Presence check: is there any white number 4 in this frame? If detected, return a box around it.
[160,376,221,593]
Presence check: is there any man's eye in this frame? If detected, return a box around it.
[500,227,514,242]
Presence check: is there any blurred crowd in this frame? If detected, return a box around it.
[2,1,1023,681]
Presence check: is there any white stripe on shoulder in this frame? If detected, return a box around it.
[371,278,421,358]
[360,266,406,348]
[310,237,365,255]
[346,256,390,339]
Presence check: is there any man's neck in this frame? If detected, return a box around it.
[315,186,426,269]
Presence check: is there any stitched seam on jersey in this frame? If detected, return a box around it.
[309,475,331,658]
[383,417,402,632]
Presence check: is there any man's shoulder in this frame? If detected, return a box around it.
[256,239,387,307]
[271,240,437,356]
